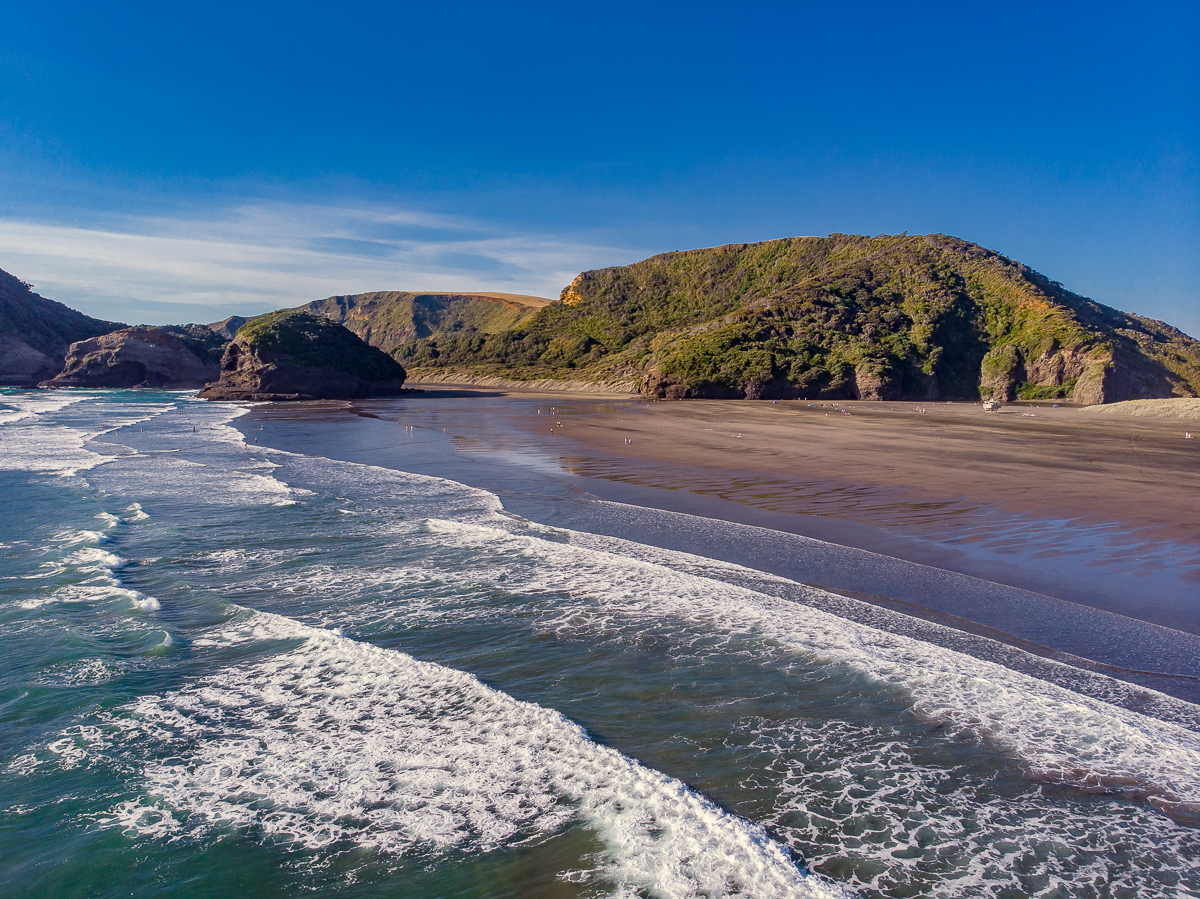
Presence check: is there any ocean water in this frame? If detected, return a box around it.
[1,389,1198,899]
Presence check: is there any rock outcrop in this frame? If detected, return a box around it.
[41,326,227,389]
[0,267,122,384]
[197,311,408,401]
[206,315,251,341]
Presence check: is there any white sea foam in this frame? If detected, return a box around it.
[8,523,163,615]
[130,593,161,612]
[84,405,314,508]
[0,420,109,474]
[0,391,174,475]
[67,528,111,545]
[264,449,505,521]
[238,451,1200,814]
[98,611,845,898]
[96,453,312,509]
[60,725,114,767]
[418,517,1200,815]
[740,716,1199,897]
[4,754,41,776]
[66,546,127,573]
[0,391,93,423]
[32,658,118,687]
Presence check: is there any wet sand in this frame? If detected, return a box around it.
[240,391,1200,696]
[450,393,1200,633]
[525,397,1200,544]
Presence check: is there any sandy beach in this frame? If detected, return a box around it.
[378,389,1200,637]
[518,396,1200,545]
[242,389,1200,649]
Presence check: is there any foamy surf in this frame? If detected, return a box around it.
[226,448,1200,816]
[124,503,150,521]
[130,593,161,612]
[0,391,175,475]
[97,610,845,898]
[4,390,1198,899]
[423,516,1200,815]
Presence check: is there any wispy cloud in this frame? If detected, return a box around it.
[0,201,641,324]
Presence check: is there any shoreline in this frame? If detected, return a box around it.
[510,395,1200,629]
[519,394,1200,543]
[406,375,639,396]
[234,390,1200,697]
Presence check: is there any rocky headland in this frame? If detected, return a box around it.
[197,310,408,401]
[6,235,1200,405]
[394,234,1200,405]
[42,325,227,389]
[0,267,123,385]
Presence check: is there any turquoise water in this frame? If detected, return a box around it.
[2,389,1198,898]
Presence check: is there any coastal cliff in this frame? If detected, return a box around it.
[8,237,1198,404]
[42,326,227,389]
[198,310,408,401]
[0,267,122,385]
[394,235,1200,404]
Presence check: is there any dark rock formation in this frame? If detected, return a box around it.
[41,326,227,389]
[197,310,407,401]
[0,267,122,384]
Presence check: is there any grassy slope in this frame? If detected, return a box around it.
[298,291,549,354]
[395,234,1200,402]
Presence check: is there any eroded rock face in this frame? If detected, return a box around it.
[853,365,902,401]
[41,326,226,389]
[640,371,743,399]
[206,315,250,341]
[979,342,1119,404]
[1071,363,1111,405]
[197,311,407,401]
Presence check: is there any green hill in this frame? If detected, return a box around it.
[296,291,551,354]
[394,234,1200,404]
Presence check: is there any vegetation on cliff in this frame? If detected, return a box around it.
[199,311,407,400]
[237,311,406,379]
[392,235,1200,404]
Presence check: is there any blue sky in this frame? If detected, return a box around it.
[1,1,1197,333]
